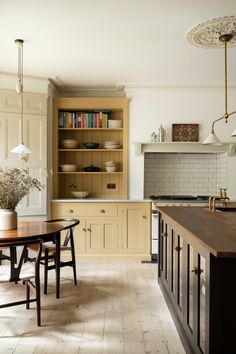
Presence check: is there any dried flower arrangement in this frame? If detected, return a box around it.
[0,168,44,210]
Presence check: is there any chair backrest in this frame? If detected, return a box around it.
[45,218,80,247]
[0,239,42,282]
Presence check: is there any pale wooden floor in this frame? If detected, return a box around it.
[0,261,185,354]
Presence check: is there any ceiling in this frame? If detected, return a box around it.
[1,0,236,91]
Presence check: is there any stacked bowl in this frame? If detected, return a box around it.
[105,160,117,172]
[104,141,121,149]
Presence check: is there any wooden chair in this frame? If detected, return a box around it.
[0,238,42,326]
[33,218,80,295]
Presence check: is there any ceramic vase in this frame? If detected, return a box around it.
[0,209,17,230]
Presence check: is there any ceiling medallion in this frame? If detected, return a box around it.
[186,16,236,48]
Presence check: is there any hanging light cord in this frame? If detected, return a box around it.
[17,41,24,145]
[210,34,236,133]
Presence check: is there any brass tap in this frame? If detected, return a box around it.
[209,188,230,212]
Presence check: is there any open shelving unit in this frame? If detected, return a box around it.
[52,97,129,199]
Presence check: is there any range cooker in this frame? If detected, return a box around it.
[149,194,210,201]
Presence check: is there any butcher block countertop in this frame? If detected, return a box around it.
[156,206,236,258]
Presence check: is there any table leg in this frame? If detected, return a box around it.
[55,232,61,299]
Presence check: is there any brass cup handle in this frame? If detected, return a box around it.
[68,209,74,214]
[100,209,105,213]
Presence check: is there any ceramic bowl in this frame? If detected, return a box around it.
[83,142,99,149]
[70,191,89,199]
[60,164,78,172]
[106,166,117,172]
[105,160,116,167]
[62,139,79,149]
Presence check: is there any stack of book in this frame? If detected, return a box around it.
[59,111,110,128]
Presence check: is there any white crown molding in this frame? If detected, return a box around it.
[119,82,236,91]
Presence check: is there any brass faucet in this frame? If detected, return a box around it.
[209,188,230,212]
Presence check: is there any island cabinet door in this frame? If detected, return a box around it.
[170,229,186,317]
[158,215,171,290]
[185,239,210,354]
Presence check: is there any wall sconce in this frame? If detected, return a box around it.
[11,39,32,160]
[187,16,236,145]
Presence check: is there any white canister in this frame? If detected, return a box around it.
[108,120,122,128]
[0,209,17,230]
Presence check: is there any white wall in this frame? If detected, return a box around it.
[126,87,236,199]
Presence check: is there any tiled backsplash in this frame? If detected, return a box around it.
[144,153,227,197]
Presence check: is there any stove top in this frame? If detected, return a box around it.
[149,195,210,201]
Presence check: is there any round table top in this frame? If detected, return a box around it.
[0,221,64,242]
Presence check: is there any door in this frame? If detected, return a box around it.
[121,204,148,254]
[86,218,118,253]
[186,241,209,354]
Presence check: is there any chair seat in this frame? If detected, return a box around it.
[0,262,35,282]
[30,242,71,253]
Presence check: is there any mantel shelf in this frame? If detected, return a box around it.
[133,141,236,156]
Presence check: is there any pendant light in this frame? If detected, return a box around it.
[187,16,236,145]
[11,39,32,158]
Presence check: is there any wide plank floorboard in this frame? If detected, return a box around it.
[0,261,185,354]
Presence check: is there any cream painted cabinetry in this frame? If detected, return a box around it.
[121,203,150,254]
[0,89,47,216]
[51,201,151,260]
[53,98,129,200]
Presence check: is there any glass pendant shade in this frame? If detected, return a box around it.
[11,39,32,157]
[231,129,236,137]
[11,143,32,154]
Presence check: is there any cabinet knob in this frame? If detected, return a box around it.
[82,228,86,232]
[143,215,146,219]
[174,246,182,252]
[100,209,105,213]
[87,228,91,232]
[68,209,74,213]
[191,266,203,275]
[161,232,168,237]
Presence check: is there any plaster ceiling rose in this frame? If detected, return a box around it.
[186,16,236,48]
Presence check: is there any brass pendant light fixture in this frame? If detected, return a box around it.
[187,16,236,145]
[11,39,32,159]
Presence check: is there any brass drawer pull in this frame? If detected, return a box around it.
[68,209,74,214]
[82,228,86,232]
[162,232,168,237]
[87,228,91,232]
[100,209,105,213]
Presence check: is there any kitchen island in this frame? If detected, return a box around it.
[156,206,236,354]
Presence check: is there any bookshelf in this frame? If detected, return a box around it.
[52,98,129,199]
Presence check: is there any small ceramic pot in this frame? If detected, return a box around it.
[0,209,17,230]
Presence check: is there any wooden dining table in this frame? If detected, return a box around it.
[0,221,64,299]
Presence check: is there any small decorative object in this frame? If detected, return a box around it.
[108,120,122,128]
[172,123,199,142]
[0,168,44,230]
[151,132,157,142]
[106,166,117,172]
[157,125,166,142]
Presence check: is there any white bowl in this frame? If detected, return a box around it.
[70,191,89,199]
[106,166,117,172]
[105,160,116,167]
[62,139,79,149]
[60,164,78,172]
[108,120,122,128]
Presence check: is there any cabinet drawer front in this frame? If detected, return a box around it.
[52,203,118,217]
